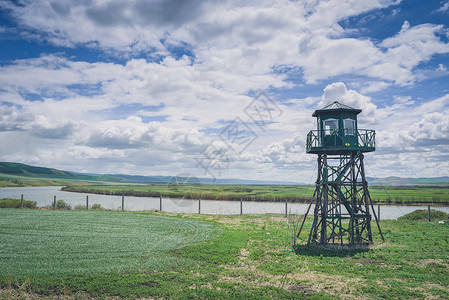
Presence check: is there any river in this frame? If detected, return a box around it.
[1,186,449,220]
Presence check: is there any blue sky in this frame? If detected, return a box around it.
[0,0,449,182]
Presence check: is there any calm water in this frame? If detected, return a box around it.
[1,186,449,220]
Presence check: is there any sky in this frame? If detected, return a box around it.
[0,0,449,183]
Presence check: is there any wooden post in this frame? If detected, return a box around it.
[160,195,162,211]
[377,204,380,221]
[428,205,431,222]
[285,198,288,218]
[240,198,243,215]
[21,194,23,208]
[198,198,201,214]
[53,196,56,210]
[86,195,89,210]
[122,195,124,211]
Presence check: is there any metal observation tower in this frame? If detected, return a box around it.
[298,101,384,246]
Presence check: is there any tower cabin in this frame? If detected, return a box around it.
[306,101,375,155]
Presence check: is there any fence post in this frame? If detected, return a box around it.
[53,196,56,210]
[160,195,162,211]
[240,198,243,215]
[285,198,288,218]
[122,195,125,211]
[86,195,89,210]
[21,194,24,208]
[378,204,380,221]
[198,198,201,214]
[428,204,431,222]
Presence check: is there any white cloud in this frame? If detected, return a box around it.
[358,81,391,94]
[400,20,410,32]
[381,23,449,63]
[0,105,33,131]
[321,82,377,124]
[437,64,447,72]
[84,116,205,152]
[1,0,449,180]
[376,94,449,154]
[437,1,449,12]
[4,0,441,88]
[256,132,305,165]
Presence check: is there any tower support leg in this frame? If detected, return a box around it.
[304,151,379,246]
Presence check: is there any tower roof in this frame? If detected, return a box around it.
[312,101,362,117]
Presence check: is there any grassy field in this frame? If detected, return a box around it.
[0,209,220,278]
[1,208,449,299]
[63,184,449,205]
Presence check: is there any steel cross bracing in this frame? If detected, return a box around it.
[303,151,383,246]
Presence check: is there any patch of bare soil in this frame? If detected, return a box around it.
[0,289,98,300]
[411,258,449,268]
[0,288,157,300]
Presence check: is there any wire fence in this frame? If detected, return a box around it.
[7,192,449,220]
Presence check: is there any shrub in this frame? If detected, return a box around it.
[91,203,103,210]
[74,204,86,210]
[398,209,449,221]
[0,198,37,208]
[56,200,71,210]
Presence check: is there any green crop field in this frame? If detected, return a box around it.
[1,208,449,299]
[64,184,449,205]
[0,209,220,278]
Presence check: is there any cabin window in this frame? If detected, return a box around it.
[344,119,355,135]
[324,119,338,135]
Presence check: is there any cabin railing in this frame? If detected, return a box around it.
[306,129,375,152]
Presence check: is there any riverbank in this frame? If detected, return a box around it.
[62,184,449,206]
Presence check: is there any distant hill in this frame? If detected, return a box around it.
[0,162,79,178]
[0,162,300,185]
[1,162,448,186]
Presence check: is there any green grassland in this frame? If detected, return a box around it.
[0,209,220,278]
[63,184,449,205]
[1,209,449,299]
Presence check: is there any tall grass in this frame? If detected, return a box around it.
[63,184,449,204]
[0,198,36,208]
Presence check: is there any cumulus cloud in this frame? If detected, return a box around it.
[375,94,449,156]
[85,116,205,152]
[0,105,34,131]
[409,112,449,141]
[256,132,305,165]
[320,82,377,124]
[381,23,449,67]
[0,104,76,139]
[30,116,76,139]
[4,0,447,87]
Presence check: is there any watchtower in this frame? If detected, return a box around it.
[299,101,383,246]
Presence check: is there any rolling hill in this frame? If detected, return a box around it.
[0,162,448,186]
[0,162,299,185]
